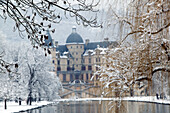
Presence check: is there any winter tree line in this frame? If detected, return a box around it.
[0,42,62,106]
[96,0,170,101]
[0,0,101,109]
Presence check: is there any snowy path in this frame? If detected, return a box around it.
[0,96,169,113]
[0,101,54,113]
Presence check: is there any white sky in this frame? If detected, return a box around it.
[0,0,131,45]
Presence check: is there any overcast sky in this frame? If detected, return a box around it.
[0,17,104,45]
[0,0,130,45]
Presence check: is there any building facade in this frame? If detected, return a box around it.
[46,26,118,85]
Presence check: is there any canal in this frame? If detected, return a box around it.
[20,101,170,113]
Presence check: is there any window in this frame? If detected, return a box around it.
[77,46,78,48]
[63,74,66,82]
[75,74,79,79]
[57,66,61,71]
[76,58,78,61]
[89,58,91,63]
[70,74,73,81]
[82,59,84,63]
[52,60,55,64]
[96,58,98,62]
[86,74,89,80]
[72,52,74,55]
[88,65,92,70]
[67,60,70,65]
[76,52,78,55]
[71,46,72,48]
[67,67,70,71]
[96,58,100,62]
[81,65,86,70]
[57,60,60,65]
[80,46,82,48]
[76,65,78,67]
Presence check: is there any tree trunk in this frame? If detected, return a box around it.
[19,97,22,105]
[29,98,32,105]
[4,99,7,109]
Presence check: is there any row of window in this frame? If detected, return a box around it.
[53,57,101,65]
[96,58,101,62]
[70,45,83,49]
[63,74,74,82]
[53,60,70,65]
[72,52,79,55]
[63,74,97,82]
[57,66,74,71]
[57,65,92,71]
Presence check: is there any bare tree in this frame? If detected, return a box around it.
[96,0,170,104]
[0,0,101,47]
[0,0,101,73]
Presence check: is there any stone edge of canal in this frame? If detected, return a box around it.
[14,100,170,113]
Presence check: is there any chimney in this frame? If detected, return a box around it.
[104,38,109,42]
[55,41,58,47]
[72,26,76,33]
[85,39,89,45]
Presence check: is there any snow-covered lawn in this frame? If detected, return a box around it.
[55,96,170,105]
[0,101,53,113]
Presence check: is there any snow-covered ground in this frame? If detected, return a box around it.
[0,101,54,113]
[55,96,170,105]
[123,96,170,105]
[0,96,169,113]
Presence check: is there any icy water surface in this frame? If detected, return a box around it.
[20,101,170,113]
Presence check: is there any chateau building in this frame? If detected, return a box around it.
[46,26,118,85]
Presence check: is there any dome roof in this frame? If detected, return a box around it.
[66,27,84,43]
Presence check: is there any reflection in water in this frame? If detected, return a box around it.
[22,101,170,113]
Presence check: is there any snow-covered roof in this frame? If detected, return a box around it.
[63,51,69,54]
[56,51,60,54]
[60,56,68,58]
[83,50,94,56]
[65,43,84,45]
[100,50,106,55]
[60,56,68,59]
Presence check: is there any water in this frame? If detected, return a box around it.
[20,101,170,113]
